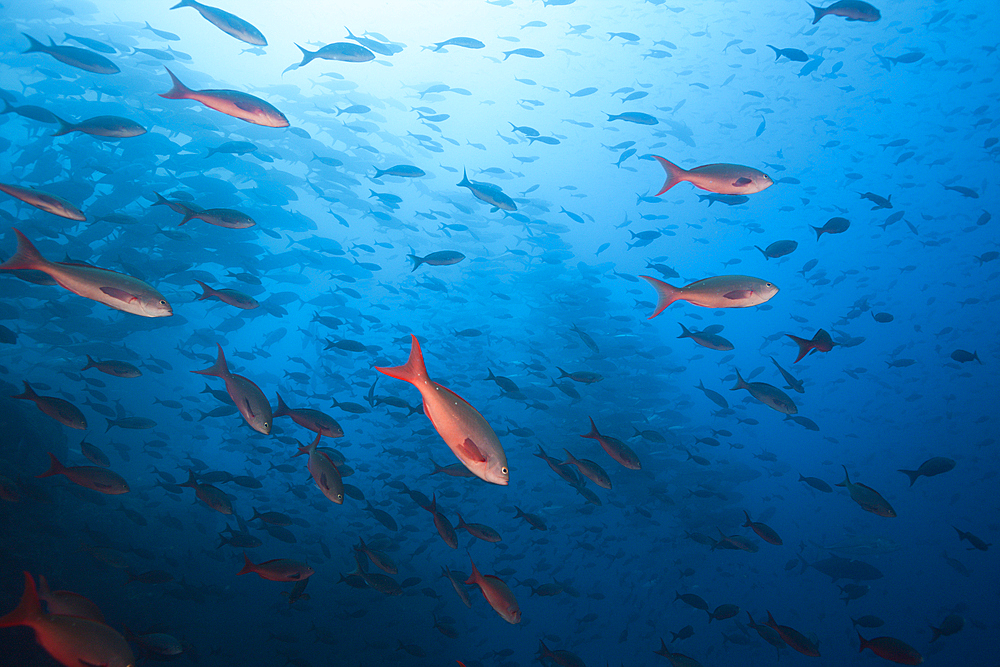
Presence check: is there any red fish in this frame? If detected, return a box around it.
[37,576,105,623]
[0,182,85,220]
[422,494,457,548]
[38,453,129,495]
[786,328,836,363]
[237,553,314,581]
[641,274,778,317]
[743,510,783,545]
[766,610,820,656]
[858,632,923,664]
[178,469,233,514]
[581,417,641,469]
[376,335,508,484]
[0,572,134,667]
[159,67,288,127]
[192,343,271,434]
[652,156,773,195]
[273,393,343,437]
[12,381,87,429]
[296,433,343,504]
[466,557,521,624]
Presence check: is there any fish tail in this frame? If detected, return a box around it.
[406,254,423,272]
[581,417,600,440]
[104,418,117,433]
[652,156,686,195]
[754,245,769,259]
[194,279,215,301]
[457,168,471,187]
[640,275,680,319]
[742,510,752,527]
[37,452,66,478]
[857,631,870,653]
[50,114,73,137]
[273,393,289,417]
[0,99,12,115]
[731,368,748,391]
[836,465,850,487]
[375,335,428,386]
[191,343,230,378]
[158,67,192,99]
[81,355,96,371]
[11,380,38,402]
[464,556,481,586]
[21,33,45,53]
[811,225,824,240]
[807,2,825,24]
[898,469,920,487]
[767,45,780,60]
[237,552,255,576]
[0,573,41,628]
[0,229,49,272]
[169,0,194,8]
[677,323,692,338]
[294,44,315,67]
[785,333,812,363]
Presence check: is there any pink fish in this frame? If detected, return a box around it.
[466,557,521,624]
[237,553,314,581]
[652,156,773,196]
[159,67,288,127]
[38,453,129,495]
[191,344,271,434]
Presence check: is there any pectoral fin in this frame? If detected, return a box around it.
[457,438,487,463]
[723,290,752,300]
[100,286,138,303]
[733,177,752,187]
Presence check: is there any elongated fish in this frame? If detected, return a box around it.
[159,67,288,127]
[12,381,86,429]
[457,169,517,211]
[0,182,85,220]
[838,466,896,517]
[0,573,134,667]
[581,417,641,469]
[731,368,797,414]
[38,452,129,494]
[376,335,509,485]
[295,42,375,66]
[22,34,120,74]
[641,275,778,317]
[154,193,255,228]
[807,0,881,24]
[0,229,172,317]
[52,114,146,139]
[653,156,773,195]
[171,0,267,46]
[191,344,272,434]
[296,433,344,504]
[273,393,343,437]
[466,557,521,624]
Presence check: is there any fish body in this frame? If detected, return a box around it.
[0,573,134,667]
[743,510,782,545]
[766,611,820,656]
[238,554,313,581]
[376,335,509,485]
[23,33,120,74]
[756,240,798,259]
[433,37,485,51]
[808,0,881,24]
[12,381,87,429]
[653,156,773,195]
[812,216,850,238]
[374,164,425,178]
[0,183,85,221]
[678,323,734,351]
[296,42,374,65]
[898,457,955,486]
[641,274,778,317]
[52,115,146,138]
[191,344,271,434]
[179,470,233,513]
[838,466,896,517]
[409,251,466,271]
[195,280,259,309]
[786,328,836,363]
[38,452,129,494]
[858,633,923,665]
[171,0,267,45]
[457,169,517,211]
[606,112,658,125]
[732,369,797,414]
[273,393,343,437]
[298,434,343,504]
[81,356,141,378]
[159,67,287,127]
[581,417,641,469]
[466,558,520,623]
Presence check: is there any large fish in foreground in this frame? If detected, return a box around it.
[641,275,778,318]
[652,156,773,195]
[0,572,134,667]
[170,0,267,46]
[191,344,272,434]
[376,335,509,485]
[159,67,288,127]
[0,229,172,317]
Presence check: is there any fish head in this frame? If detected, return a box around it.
[140,295,173,317]
[482,457,510,486]
[503,604,522,624]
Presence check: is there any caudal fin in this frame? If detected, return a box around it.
[21,33,45,54]
[237,552,255,576]
[37,453,66,479]
[0,572,41,628]
[294,44,315,67]
[375,335,428,386]
[50,114,74,137]
[731,368,749,391]
[652,156,687,196]
[194,279,215,301]
[0,229,49,272]
[786,333,813,363]
[407,255,423,272]
[273,392,290,417]
[158,67,192,100]
[580,417,601,440]
[191,343,230,378]
[807,2,825,24]
[898,468,920,487]
[640,275,680,319]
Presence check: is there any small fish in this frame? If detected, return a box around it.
[807,0,881,24]
[22,33,119,74]
[641,275,778,316]
[191,344,272,434]
[295,42,375,66]
[652,156,773,195]
[171,0,267,46]
[0,183,85,220]
[838,465,896,517]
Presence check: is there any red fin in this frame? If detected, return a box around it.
[652,156,686,196]
[273,393,290,417]
[375,335,428,386]
[237,552,254,576]
[0,229,48,272]
[37,452,66,478]
[723,290,752,300]
[11,380,38,401]
[100,286,138,303]
[191,343,230,377]
[0,572,41,628]
[580,417,601,440]
[158,66,192,100]
[640,275,679,319]
[785,334,812,363]
[457,438,487,463]
[194,279,214,301]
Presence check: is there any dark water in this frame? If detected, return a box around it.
[0,1,996,666]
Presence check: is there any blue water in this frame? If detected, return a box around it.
[0,1,996,666]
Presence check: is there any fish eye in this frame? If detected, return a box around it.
[159,300,167,305]
[501,466,508,475]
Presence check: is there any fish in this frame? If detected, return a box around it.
[191,344,272,434]
[786,328,836,363]
[465,557,521,624]
[22,33,120,74]
[238,554,314,581]
[178,470,233,514]
[11,381,87,429]
[409,251,466,271]
[170,0,267,46]
[273,393,343,438]
[641,275,779,317]
[812,216,850,238]
[457,169,517,211]
[857,633,923,665]
[432,37,485,51]
[765,611,820,656]
[296,433,344,504]
[807,0,881,24]
[767,45,809,61]
[898,457,955,486]
[0,183,86,220]
[755,240,798,259]
[677,323,734,351]
[376,335,509,485]
[154,194,255,228]
[953,527,990,551]
[63,33,116,53]
[194,280,259,309]
[731,369,798,414]
[606,112,658,125]
[838,465,896,517]
[38,452,129,494]
[743,510,782,545]
[158,67,288,127]
[581,417,641,469]
[81,356,141,378]
[374,164,425,178]
[51,114,146,139]
[652,156,773,195]
[503,48,544,60]
[1,230,172,317]
[0,572,134,667]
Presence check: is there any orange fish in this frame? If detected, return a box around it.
[237,553,314,581]
[786,328,836,363]
[0,182,85,220]
[652,156,773,195]
[159,67,288,127]
[0,572,134,667]
[38,453,129,495]
[376,335,508,485]
[641,275,778,317]
[765,610,821,657]
[37,576,105,623]
[466,557,521,624]
[581,417,641,470]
